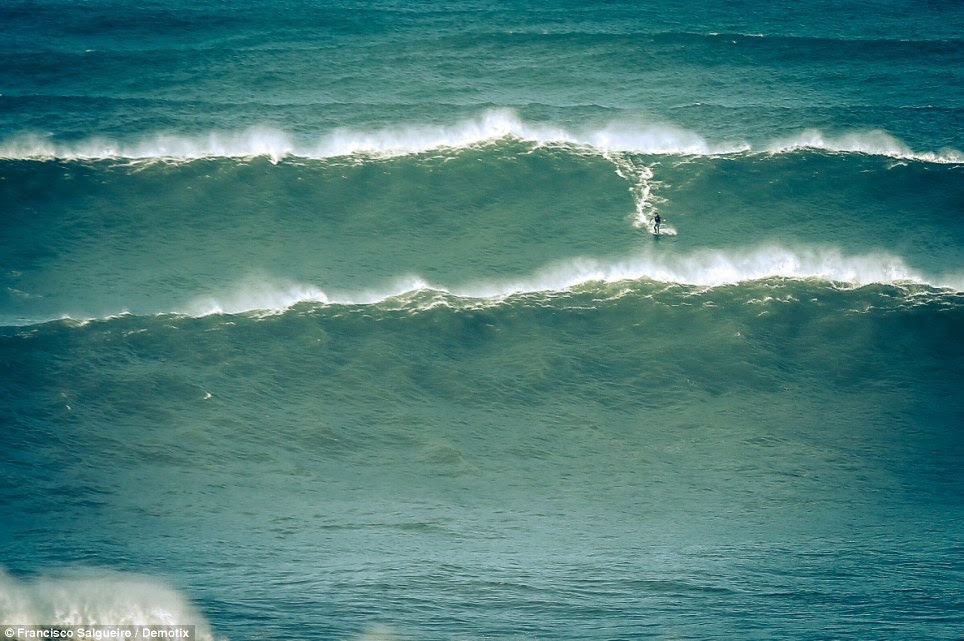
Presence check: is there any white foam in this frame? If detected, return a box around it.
[606,153,678,234]
[767,128,963,163]
[0,128,296,163]
[310,108,570,157]
[179,275,329,317]
[170,247,960,317]
[583,119,746,155]
[0,567,216,640]
[451,246,939,297]
[10,248,956,326]
[2,109,954,163]
[354,625,403,641]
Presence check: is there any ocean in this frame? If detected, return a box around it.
[1,1,962,639]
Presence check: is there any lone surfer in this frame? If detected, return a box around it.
[653,213,661,235]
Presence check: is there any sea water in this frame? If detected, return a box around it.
[1,1,962,639]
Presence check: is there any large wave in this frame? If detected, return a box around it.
[1,109,959,163]
[175,245,961,318]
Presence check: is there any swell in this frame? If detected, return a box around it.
[4,260,961,329]
[7,18,962,52]
[0,110,960,163]
[1,146,961,326]
[649,31,964,56]
[176,246,958,312]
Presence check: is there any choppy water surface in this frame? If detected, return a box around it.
[1,1,962,639]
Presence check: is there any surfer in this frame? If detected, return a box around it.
[653,213,661,235]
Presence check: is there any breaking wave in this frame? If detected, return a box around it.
[175,246,960,318]
[0,568,216,640]
[1,109,959,163]
[766,128,963,163]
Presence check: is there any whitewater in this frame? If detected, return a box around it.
[2,1,962,640]
[1,110,961,163]
[157,245,963,319]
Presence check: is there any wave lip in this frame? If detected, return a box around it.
[0,110,732,161]
[455,246,952,296]
[310,108,568,157]
[0,128,298,163]
[1,109,957,163]
[766,128,963,163]
[166,247,961,319]
[180,278,331,317]
[4,247,958,327]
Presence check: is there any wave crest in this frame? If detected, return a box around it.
[767,128,963,162]
[177,247,961,318]
[1,110,958,163]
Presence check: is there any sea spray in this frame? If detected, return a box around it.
[0,569,215,641]
[163,246,957,319]
[0,110,958,163]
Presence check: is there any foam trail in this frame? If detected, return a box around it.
[607,153,677,235]
[1,109,957,162]
[0,568,216,640]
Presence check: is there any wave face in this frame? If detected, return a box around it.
[1,146,961,324]
[2,1,963,641]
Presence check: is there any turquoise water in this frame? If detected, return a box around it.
[1,1,962,640]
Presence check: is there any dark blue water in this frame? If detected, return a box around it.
[1,1,962,639]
